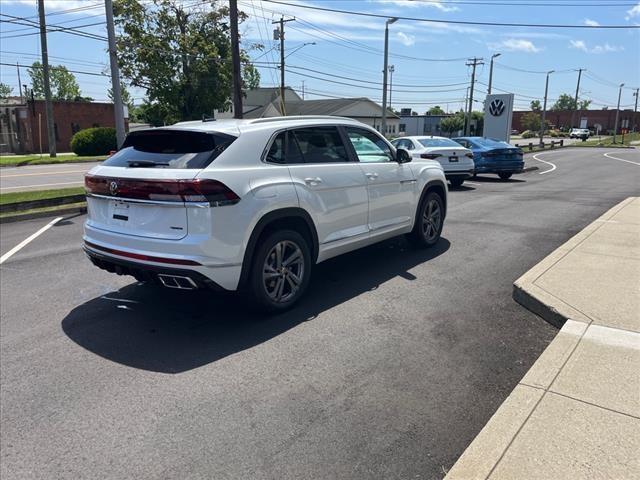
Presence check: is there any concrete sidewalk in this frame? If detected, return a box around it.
[446,197,640,480]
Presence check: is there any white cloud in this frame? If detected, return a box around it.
[569,39,624,54]
[584,19,600,26]
[373,0,460,12]
[488,38,541,53]
[396,31,416,46]
[625,2,640,20]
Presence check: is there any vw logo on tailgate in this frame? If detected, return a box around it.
[109,180,119,196]
[489,99,505,117]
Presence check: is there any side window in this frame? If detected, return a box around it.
[456,139,469,148]
[405,140,415,151]
[292,126,350,163]
[265,131,304,164]
[345,127,393,163]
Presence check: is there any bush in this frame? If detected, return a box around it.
[70,127,117,156]
[521,130,537,139]
[549,130,559,137]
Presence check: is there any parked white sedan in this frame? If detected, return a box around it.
[392,136,475,187]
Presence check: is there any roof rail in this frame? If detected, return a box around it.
[249,115,358,125]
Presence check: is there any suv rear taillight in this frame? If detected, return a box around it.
[85,175,240,206]
[465,152,474,159]
[420,153,440,159]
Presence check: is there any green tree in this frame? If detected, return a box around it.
[28,62,83,101]
[0,83,12,100]
[440,114,464,136]
[530,100,541,111]
[113,0,260,124]
[521,111,542,132]
[427,105,445,115]
[578,99,592,110]
[551,93,592,111]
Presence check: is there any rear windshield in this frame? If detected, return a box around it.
[103,129,237,169]
[472,138,512,148]
[418,138,460,148]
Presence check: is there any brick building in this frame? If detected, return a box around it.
[0,99,126,154]
[512,108,638,134]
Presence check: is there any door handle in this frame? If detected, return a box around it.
[365,172,379,180]
[304,177,323,185]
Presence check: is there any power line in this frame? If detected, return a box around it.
[262,0,640,28]
[1,62,109,77]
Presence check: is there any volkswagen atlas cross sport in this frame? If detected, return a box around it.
[83,116,448,311]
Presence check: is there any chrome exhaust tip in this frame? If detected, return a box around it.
[157,274,198,290]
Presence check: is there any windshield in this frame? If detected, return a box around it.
[103,129,237,169]
[418,138,461,148]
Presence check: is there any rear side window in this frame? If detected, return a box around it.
[291,127,350,163]
[265,131,304,164]
[103,129,237,169]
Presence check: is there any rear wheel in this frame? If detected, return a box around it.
[449,177,465,188]
[498,172,512,180]
[408,191,444,248]
[248,229,311,312]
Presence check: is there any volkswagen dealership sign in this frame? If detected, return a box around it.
[484,94,514,142]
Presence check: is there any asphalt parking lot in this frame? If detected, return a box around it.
[1,148,639,479]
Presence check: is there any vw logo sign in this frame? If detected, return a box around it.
[109,180,119,196]
[489,99,505,117]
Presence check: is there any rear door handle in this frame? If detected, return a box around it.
[365,172,379,180]
[304,177,323,185]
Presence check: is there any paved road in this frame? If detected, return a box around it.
[1,148,638,479]
[0,162,100,192]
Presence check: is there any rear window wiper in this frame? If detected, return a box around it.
[126,160,170,168]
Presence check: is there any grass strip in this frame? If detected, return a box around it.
[0,187,85,206]
[0,154,106,167]
[0,202,86,219]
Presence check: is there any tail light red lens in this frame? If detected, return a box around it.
[465,152,474,159]
[420,153,440,159]
[85,175,240,206]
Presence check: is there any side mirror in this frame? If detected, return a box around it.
[396,148,412,164]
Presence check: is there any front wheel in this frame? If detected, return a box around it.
[498,172,512,180]
[248,229,311,312]
[407,191,444,248]
[449,177,465,188]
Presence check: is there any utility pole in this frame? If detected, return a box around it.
[105,0,126,148]
[539,70,554,146]
[37,0,56,157]
[229,0,243,119]
[301,80,305,100]
[570,68,584,128]
[388,65,395,109]
[632,87,639,132]
[16,62,23,103]
[381,17,398,137]
[613,83,624,143]
[487,52,500,95]
[465,57,483,136]
[273,16,295,116]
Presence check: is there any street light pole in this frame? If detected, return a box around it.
[539,70,554,146]
[388,65,395,109]
[633,88,639,133]
[381,17,397,137]
[37,0,56,157]
[105,0,126,147]
[488,52,500,95]
[613,83,625,143]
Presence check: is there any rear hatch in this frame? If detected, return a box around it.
[85,128,237,240]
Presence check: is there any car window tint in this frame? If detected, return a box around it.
[345,127,393,163]
[418,138,461,148]
[266,131,304,164]
[292,127,350,163]
[104,130,237,169]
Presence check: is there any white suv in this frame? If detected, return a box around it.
[84,116,447,311]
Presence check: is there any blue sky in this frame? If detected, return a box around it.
[1,0,639,112]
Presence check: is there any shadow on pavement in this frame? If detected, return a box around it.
[448,184,476,192]
[62,237,450,373]
[473,176,526,183]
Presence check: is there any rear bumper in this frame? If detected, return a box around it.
[474,162,524,174]
[445,170,474,180]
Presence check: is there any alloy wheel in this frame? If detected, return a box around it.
[422,199,442,242]
[262,240,305,303]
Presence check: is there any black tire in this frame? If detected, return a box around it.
[248,229,311,312]
[449,177,465,188]
[407,191,444,248]
[498,172,512,180]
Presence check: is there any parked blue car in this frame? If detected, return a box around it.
[452,137,524,180]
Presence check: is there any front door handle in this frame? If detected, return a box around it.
[304,177,323,185]
[365,172,379,180]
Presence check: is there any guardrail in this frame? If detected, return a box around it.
[514,139,564,152]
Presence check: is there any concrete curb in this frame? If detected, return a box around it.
[0,194,86,214]
[0,205,87,224]
[512,196,635,327]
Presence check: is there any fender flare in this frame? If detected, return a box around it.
[416,179,448,223]
[238,207,319,288]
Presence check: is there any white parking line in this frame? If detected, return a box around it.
[0,217,63,265]
[532,152,557,174]
[604,152,640,166]
[0,181,83,191]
